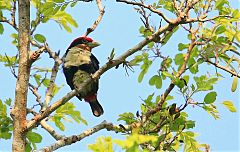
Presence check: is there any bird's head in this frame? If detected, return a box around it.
[69,37,100,50]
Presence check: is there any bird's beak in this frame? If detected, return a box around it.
[87,41,100,48]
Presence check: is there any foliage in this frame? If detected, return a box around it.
[0,99,12,140]
[51,102,87,131]
[26,131,42,152]
[88,136,114,152]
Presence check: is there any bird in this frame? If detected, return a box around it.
[63,36,104,117]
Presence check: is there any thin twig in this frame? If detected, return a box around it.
[205,59,240,78]
[116,0,173,23]
[82,0,105,36]
[45,60,61,106]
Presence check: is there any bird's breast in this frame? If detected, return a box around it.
[63,47,91,68]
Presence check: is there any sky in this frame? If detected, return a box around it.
[0,0,239,151]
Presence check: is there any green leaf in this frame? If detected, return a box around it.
[203,105,220,119]
[64,13,78,28]
[54,117,65,131]
[52,102,88,128]
[138,58,152,83]
[53,0,65,3]
[225,55,234,68]
[182,75,189,84]
[147,42,154,48]
[25,142,32,152]
[117,112,136,124]
[215,0,226,9]
[61,20,72,33]
[0,0,11,10]
[34,34,46,43]
[114,134,157,150]
[33,74,41,86]
[149,75,157,86]
[40,2,55,15]
[108,48,115,60]
[174,78,185,89]
[215,25,226,35]
[231,77,238,92]
[222,101,237,112]
[194,76,219,91]
[174,53,184,65]
[155,76,162,89]
[128,55,143,66]
[139,26,145,34]
[232,9,240,19]
[61,3,68,11]
[88,136,114,152]
[26,131,42,143]
[138,70,145,83]
[144,93,155,107]
[0,131,12,139]
[204,91,217,104]
[178,43,188,51]
[162,71,174,80]
[188,58,198,74]
[4,98,11,106]
[70,1,78,7]
[42,78,50,87]
[149,75,162,89]
[0,23,4,34]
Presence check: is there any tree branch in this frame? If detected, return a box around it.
[10,0,17,28]
[205,59,240,78]
[186,15,231,23]
[82,0,105,36]
[36,120,131,152]
[44,61,61,106]
[40,119,65,140]
[11,0,30,151]
[0,0,18,31]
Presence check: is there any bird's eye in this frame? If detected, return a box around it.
[82,39,88,43]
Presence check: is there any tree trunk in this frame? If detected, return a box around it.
[11,0,30,151]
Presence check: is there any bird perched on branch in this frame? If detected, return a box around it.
[63,36,104,117]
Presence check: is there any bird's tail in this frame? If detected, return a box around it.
[84,94,104,117]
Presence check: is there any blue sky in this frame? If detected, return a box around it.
[0,0,239,151]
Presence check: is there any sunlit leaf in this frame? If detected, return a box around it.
[215,0,227,9]
[118,112,136,124]
[88,136,114,152]
[231,77,238,92]
[53,0,64,3]
[222,101,237,112]
[202,105,220,119]
[215,25,226,35]
[114,134,157,150]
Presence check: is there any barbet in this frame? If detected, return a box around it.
[63,37,104,117]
